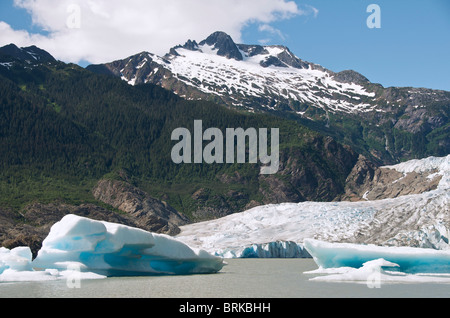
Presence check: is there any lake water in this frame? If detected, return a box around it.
[0,259,448,298]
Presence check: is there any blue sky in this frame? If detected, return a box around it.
[242,0,450,91]
[0,0,449,91]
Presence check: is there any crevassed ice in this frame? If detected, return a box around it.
[177,155,450,258]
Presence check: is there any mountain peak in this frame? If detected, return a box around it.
[198,31,243,61]
[0,43,55,64]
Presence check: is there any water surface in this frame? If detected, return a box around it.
[0,259,448,298]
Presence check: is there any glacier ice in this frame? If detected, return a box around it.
[176,201,379,258]
[236,241,310,259]
[177,191,449,257]
[177,155,449,257]
[304,239,450,274]
[32,214,225,277]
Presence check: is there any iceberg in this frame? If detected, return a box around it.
[0,246,66,282]
[1,214,224,282]
[32,214,225,277]
[305,258,450,284]
[0,246,33,273]
[304,239,450,282]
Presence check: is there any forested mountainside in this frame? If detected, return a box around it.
[88,31,450,165]
[1,43,357,220]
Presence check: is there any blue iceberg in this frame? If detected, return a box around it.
[304,239,450,274]
[31,214,225,277]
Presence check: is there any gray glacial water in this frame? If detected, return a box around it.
[0,259,448,298]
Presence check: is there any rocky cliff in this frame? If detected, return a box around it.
[0,180,189,257]
[92,179,189,234]
[339,155,442,201]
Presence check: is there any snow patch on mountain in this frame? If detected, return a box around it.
[104,32,378,114]
[159,43,376,113]
[383,154,450,190]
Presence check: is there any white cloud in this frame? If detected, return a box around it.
[1,0,305,64]
[256,3,318,46]
[299,4,319,18]
[258,24,286,40]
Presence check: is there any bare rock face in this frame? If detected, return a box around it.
[92,179,189,235]
[339,155,442,201]
[1,179,190,258]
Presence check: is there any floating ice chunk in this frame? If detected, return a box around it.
[304,239,450,274]
[305,258,398,283]
[0,246,33,273]
[32,214,225,276]
[0,246,63,282]
[0,268,61,282]
[305,258,450,284]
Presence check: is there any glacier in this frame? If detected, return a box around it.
[176,155,449,258]
[1,214,224,282]
[176,200,378,258]
[175,155,450,283]
[176,190,448,258]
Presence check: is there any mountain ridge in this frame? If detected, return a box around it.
[0,43,56,65]
[0,43,361,233]
[0,40,448,256]
[86,31,450,165]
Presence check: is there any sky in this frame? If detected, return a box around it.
[0,0,449,91]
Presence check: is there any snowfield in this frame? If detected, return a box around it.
[162,45,376,113]
[117,39,379,114]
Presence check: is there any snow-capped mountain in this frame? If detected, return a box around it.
[87,31,449,115]
[87,32,450,164]
[88,31,379,114]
